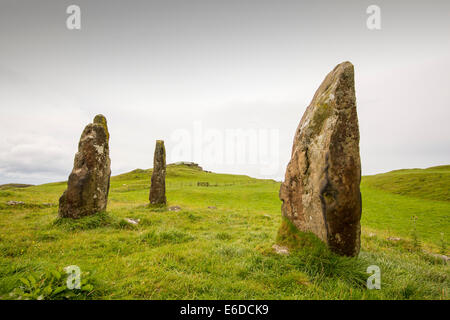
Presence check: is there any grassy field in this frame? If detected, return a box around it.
[0,164,448,300]
[361,165,450,248]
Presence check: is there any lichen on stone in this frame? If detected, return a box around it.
[310,102,332,135]
[93,114,109,141]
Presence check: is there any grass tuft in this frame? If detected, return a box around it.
[276,217,324,250]
[139,229,194,247]
[52,212,117,231]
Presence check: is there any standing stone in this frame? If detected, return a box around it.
[279,61,362,257]
[58,115,111,218]
[149,140,166,205]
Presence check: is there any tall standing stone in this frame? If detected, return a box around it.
[279,62,362,257]
[58,115,111,219]
[149,140,166,205]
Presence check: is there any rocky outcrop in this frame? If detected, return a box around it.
[58,115,111,218]
[170,162,203,171]
[149,140,167,205]
[279,61,362,257]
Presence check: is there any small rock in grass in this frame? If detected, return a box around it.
[208,206,217,210]
[272,244,290,256]
[43,203,56,207]
[6,201,25,206]
[168,206,181,212]
[387,237,401,241]
[427,252,449,264]
[124,218,140,225]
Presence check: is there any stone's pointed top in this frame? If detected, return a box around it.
[329,61,354,75]
[93,114,109,140]
[333,61,354,81]
[336,61,353,68]
[93,114,107,124]
[156,140,164,145]
[310,61,355,112]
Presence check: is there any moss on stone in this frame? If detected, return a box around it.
[93,114,109,141]
[276,217,325,251]
[310,102,332,135]
[156,140,166,165]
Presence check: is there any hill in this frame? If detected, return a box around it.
[363,165,450,202]
[361,165,450,247]
[0,164,448,300]
[0,184,34,190]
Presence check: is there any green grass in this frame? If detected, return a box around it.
[363,165,450,202]
[362,166,450,247]
[0,164,448,300]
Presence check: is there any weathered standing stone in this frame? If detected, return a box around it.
[279,61,362,257]
[149,140,166,205]
[58,115,111,218]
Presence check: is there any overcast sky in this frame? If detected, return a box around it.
[1,0,449,185]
